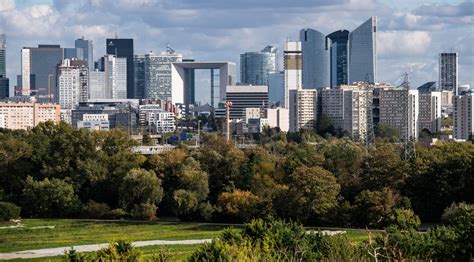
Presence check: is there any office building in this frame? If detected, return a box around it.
[21,45,64,100]
[348,17,377,84]
[134,55,146,99]
[225,85,268,119]
[266,107,289,132]
[77,114,109,130]
[417,82,442,134]
[240,45,278,86]
[104,55,127,99]
[0,102,60,130]
[0,34,5,78]
[72,100,137,129]
[106,38,134,98]
[289,89,317,132]
[327,30,349,87]
[379,88,419,141]
[284,41,302,108]
[300,29,329,89]
[138,104,175,133]
[89,70,106,99]
[64,47,83,60]
[75,37,94,70]
[453,91,473,140]
[439,53,458,95]
[268,71,284,106]
[0,76,8,99]
[57,59,88,124]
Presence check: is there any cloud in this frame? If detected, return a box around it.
[0,0,15,12]
[415,1,474,17]
[378,31,432,56]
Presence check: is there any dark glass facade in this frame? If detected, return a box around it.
[327,30,349,87]
[75,38,94,70]
[28,45,64,101]
[106,38,134,98]
[240,46,277,86]
[0,77,8,99]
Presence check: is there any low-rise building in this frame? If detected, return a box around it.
[77,114,109,130]
[0,102,60,130]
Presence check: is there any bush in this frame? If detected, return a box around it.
[81,201,110,219]
[107,208,128,219]
[95,240,141,261]
[217,190,260,222]
[441,202,474,228]
[130,203,156,220]
[0,201,21,221]
[386,208,421,230]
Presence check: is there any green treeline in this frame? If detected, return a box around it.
[0,122,473,228]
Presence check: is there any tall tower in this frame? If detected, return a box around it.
[75,37,94,71]
[0,34,5,78]
[283,40,302,108]
[327,30,349,87]
[348,16,377,84]
[240,46,278,86]
[300,29,329,89]
[439,53,458,95]
[106,38,134,98]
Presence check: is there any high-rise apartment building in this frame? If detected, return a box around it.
[106,38,134,98]
[327,30,349,87]
[417,82,442,134]
[0,102,60,130]
[240,46,278,86]
[0,34,6,78]
[225,85,269,119]
[439,53,458,95]
[21,45,64,99]
[453,91,473,140]
[379,88,419,141]
[57,59,88,123]
[75,37,94,70]
[300,29,329,89]
[284,41,302,108]
[289,89,318,132]
[268,71,284,106]
[348,17,377,84]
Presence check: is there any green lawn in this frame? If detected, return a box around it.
[0,219,234,253]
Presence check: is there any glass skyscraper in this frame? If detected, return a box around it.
[300,29,329,89]
[106,38,134,98]
[240,45,278,86]
[75,37,94,70]
[327,30,349,87]
[0,34,5,78]
[348,16,377,84]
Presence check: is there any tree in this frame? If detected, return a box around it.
[386,208,421,230]
[279,166,340,224]
[374,123,399,140]
[119,169,163,218]
[21,176,80,218]
[217,190,261,222]
[352,188,402,228]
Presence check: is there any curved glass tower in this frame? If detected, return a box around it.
[300,29,329,89]
[327,30,349,87]
[348,16,377,84]
[240,46,278,86]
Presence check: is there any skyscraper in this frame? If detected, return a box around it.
[300,29,329,89]
[268,71,284,106]
[453,91,473,140]
[89,70,106,99]
[348,16,377,84]
[439,53,458,95]
[240,46,278,86]
[75,37,94,70]
[0,77,8,99]
[327,30,349,87]
[134,55,146,99]
[21,45,64,100]
[284,40,302,108]
[104,55,127,99]
[106,38,134,98]
[57,59,88,124]
[0,34,6,78]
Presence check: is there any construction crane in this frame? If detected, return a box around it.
[166,43,176,54]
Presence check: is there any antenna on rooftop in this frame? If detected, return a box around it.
[166,43,175,54]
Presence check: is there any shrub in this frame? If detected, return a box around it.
[217,190,260,222]
[130,203,156,220]
[386,208,421,230]
[0,201,21,221]
[107,208,128,219]
[95,240,141,261]
[441,202,474,228]
[81,200,110,219]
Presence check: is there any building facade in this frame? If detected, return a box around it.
[268,71,284,106]
[327,30,349,87]
[225,85,269,119]
[284,41,302,108]
[266,107,289,132]
[348,17,377,84]
[0,76,8,99]
[105,55,127,99]
[0,102,60,130]
[0,34,5,78]
[300,29,329,89]
[75,37,94,70]
[77,114,109,130]
[417,82,442,134]
[138,104,176,133]
[134,55,146,99]
[240,45,278,86]
[289,89,318,132]
[453,91,473,140]
[89,70,106,99]
[439,53,458,95]
[72,101,137,129]
[57,59,88,124]
[106,38,134,98]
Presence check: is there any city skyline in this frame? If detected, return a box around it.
[0,0,473,104]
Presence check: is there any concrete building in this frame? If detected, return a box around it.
[453,91,473,140]
[417,82,442,134]
[240,45,278,86]
[77,114,109,130]
[138,104,176,133]
[284,41,302,108]
[348,17,377,84]
[327,30,349,87]
[441,90,454,116]
[266,107,289,132]
[300,29,329,89]
[0,102,60,130]
[268,71,284,106]
[289,89,318,132]
[439,53,458,95]
[106,38,134,98]
[57,59,88,123]
[379,88,419,141]
[72,100,137,129]
[225,85,268,119]
[89,70,106,99]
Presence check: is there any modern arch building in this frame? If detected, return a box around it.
[171,62,236,106]
[300,29,329,89]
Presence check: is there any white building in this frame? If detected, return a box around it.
[289,89,317,132]
[77,113,109,130]
[284,41,302,108]
[266,107,289,132]
[379,88,419,141]
[57,59,88,124]
[105,55,127,99]
[441,90,454,116]
[453,92,473,141]
[138,104,176,133]
[89,70,106,99]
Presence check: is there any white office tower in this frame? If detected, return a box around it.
[105,55,127,99]
[417,82,442,134]
[143,50,182,100]
[89,70,106,99]
[453,91,474,141]
[284,41,302,108]
[266,108,289,132]
[321,84,373,142]
[379,88,419,141]
[57,59,88,124]
[439,53,458,95]
[289,89,318,132]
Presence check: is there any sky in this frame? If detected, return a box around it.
[0,0,473,104]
